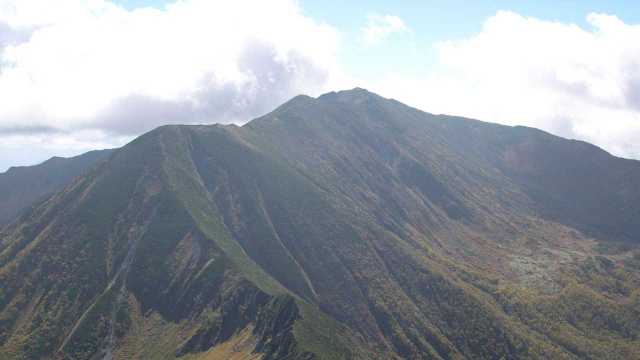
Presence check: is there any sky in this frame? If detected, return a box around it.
[1,0,640,171]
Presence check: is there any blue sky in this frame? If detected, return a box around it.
[1,0,640,171]
[302,0,640,74]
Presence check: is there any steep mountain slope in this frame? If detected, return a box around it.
[1,89,639,359]
[0,149,115,226]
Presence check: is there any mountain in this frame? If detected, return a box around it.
[0,149,115,226]
[1,88,639,359]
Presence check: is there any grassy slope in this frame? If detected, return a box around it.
[238,89,640,358]
[1,89,640,359]
[0,125,372,360]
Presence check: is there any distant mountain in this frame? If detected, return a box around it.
[1,89,639,359]
[0,149,115,226]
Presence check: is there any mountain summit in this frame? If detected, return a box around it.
[1,89,640,359]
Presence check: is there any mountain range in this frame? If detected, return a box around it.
[1,88,639,359]
[0,150,114,226]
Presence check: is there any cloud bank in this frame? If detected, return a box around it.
[0,0,343,170]
[2,5,640,171]
[371,11,640,159]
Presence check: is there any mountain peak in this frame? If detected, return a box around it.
[247,87,391,130]
[317,87,381,104]
[269,93,316,114]
[277,87,380,110]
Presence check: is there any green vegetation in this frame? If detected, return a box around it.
[1,89,640,359]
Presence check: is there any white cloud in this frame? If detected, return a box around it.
[3,6,640,171]
[0,0,345,170]
[368,11,640,159]
[360,14,410,46]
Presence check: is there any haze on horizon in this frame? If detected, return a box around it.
[1,0,640,171]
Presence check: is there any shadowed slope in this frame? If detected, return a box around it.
[0,149,115,226]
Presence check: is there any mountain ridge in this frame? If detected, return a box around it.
[0,149,115,226]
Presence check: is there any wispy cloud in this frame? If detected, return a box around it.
[360,14,410,46]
